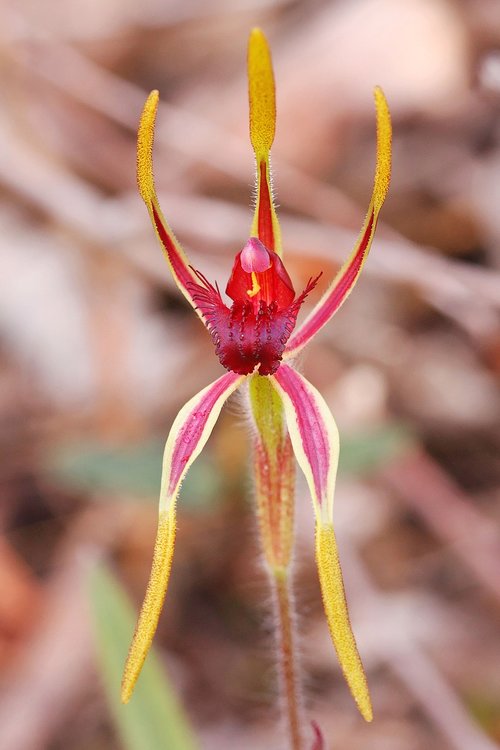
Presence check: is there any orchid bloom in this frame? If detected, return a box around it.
[122,28,391,729]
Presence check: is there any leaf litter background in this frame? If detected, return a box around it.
[1,0,500,748]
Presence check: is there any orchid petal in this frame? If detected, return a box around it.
[121,371,245,703]
[137,91,202,315]
[272,365,338,524]
[316,524,372,722]
[248,28,282,256]
[285,87,392,358]
[271,364,372,721]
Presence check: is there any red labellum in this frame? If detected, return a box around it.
[188,239,320,375]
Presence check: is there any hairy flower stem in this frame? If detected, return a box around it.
[249,375,306,749]
[271,566,305,750]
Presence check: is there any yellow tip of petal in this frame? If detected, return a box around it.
[137,89,160,205]
[121,508,176,703]
[248,28,276,156]
[316,523,373,722]
[373,86,392,214]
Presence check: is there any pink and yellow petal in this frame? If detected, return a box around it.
[285,87,392,358]
[137,91,201,314]
[270,364,372,720]
[271,365,338,524]
[121,371,245,703]
[248,28,282,256]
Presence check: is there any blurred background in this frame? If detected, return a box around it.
[1,0,500,748]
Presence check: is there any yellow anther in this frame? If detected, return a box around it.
[247,271,261,298]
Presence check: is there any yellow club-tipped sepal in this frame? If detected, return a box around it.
[284,86,392,357]
[316,522,373,722]
[373,86,392,213]
[248,28,276,156]
[247,28,282,255]
[121,506,176,703]
[137,89,160,204]
[136,90,203,311]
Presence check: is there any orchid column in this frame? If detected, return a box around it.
[121,27,391,750]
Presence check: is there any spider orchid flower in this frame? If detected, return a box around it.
[122,28,391,729]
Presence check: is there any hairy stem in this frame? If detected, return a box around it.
[249,375,306,748]
[271,567,305,750]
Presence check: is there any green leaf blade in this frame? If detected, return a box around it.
[88,564,198,750]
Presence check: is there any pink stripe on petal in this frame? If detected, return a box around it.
[285,210,375,356]
[167,371,242,496]
[325,211,374,314]
[285,88,391,357]
[151,203,198,302]
[273,365,332,510]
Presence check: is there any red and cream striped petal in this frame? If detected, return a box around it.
[271,364,372,721]
[272,365,338,524]
[121,371,245,703]
[137,91,202,315]
[284,87,392,358]
[248,28,282,256]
